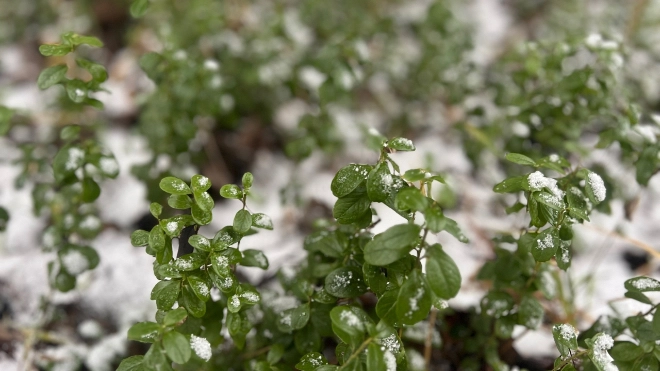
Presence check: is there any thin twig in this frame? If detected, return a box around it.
[583,224,660,260]
[424,308,438,370]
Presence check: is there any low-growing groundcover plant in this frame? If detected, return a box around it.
[117,137,660,370]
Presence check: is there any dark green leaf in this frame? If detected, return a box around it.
[493,175,527,194]
[267,343,285,365]
[188,235,211,252]
[632,354,659,371]
[504,153,536,166]
[609,341,643,362]
[333,185,371,224]
[174,253,206,271]
[325,266,367,298]
[53,145,85,182]
[395,187,429,212]
[331,164,372,197]
[65,79,87,103]
[191,203,212,225]
[163,331,191,364]
[534,192,564,211]
[396,270,432,325]
[531,229,559,262]
[366,342,386,370]
[194,191,214,212]
[128,322,161,343]
[277,303,311,332]
[367,163,393,202]
[636,145,658,186]
[187,276,210,302]
[182,285,206,317]
[330,306,369,346]
[424,204,446,233]
[363,223,421,266]
[240,249,269,269]
[149,225,166,252]
[37,64,67,89]
[156,280,180,310]
[443,217,469,243]
[160,177,191,195]
[425,244,461,299]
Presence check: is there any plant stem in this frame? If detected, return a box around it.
[424,308,438,369]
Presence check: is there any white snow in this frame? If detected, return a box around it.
[339,310,362,329]
[190,335,212,361]
[587,172,607,202]
[65,147,85,171]
[62,250,88,275]
[631,277,660,291]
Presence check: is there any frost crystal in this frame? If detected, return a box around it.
[190,335,212,361]
[230,295,240,308]
[528,171,564,198]
[384,350,396,371]
[166,221,178,234]
[280,313,292,326]
[591,333,616,370]
[329,270,354,291]
[587,172,606,202]
[339,310,362,329]
[537,233,554,250]
[240,292,259,303]
[631,277,660,290]
[196,282,209,297]
[216,256,229,268]
[557,324,577,340]
[65,147,85,170]
[175,259,192,270]
[62,250,88,275]
[197,176,209,187]
[380,334,400,353]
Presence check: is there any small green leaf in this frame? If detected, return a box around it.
[182,285,206,317]
[39,44,72,56]
[81,177,101,203]
[65,79,87,103]
[149,225,166,252]
[163,308,188,327]
[636,146,659,186]
[37,64,68,89]
[117,355,146,371]
[504,153,536,166]
[59,125,80,141]
[632,354,659,371]
[396,270,432,325]
[219,184,243,199]
[191,203,212,225]
[193,191,214,212]
[534,191,564,211]
[331,164,372,197]
[330,306,369,346]
[493,175,527,193]
[227,311,250,349]
[366,342,386,370]
[174,253,206,271]
[395,187,429,212]
[187,276,210,302]
[424,205,446,233]
[624,276,660,292]
[65,33,104,47]
[367,163,393,202]
[241,249,269,269]
[325,266,367,298]
[212,227,239,250]
[267,344,285,365]
[155,280,180,310]
[191,175,211,192]
[251,213,273,230]
[131,230,150,247]
[609,341,643,362]
[160,216,192,238]
[443,217,469,243]
[333,185,371,224]
[128,322,161,343]
[388,137,415,151]
[233,209,252,234]
[163,331,191,364]
[278,303,311,332]
[188,235,211,252]
[296,352,328,371]
[376,289,401,328]
[425,244,461,299]
[364,224,421,266]
[75,58,107,82]
[130,0,149,17]
[242,172,253,189]
[160,177,192,195]
[531,229,559,262]
[402,168,429,182]
[552,324,578,358]
[150,202,163,218]
[53,145,85,182]
[168,195,192,209]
